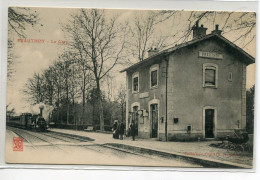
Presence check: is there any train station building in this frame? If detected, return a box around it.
[121,23,254,141]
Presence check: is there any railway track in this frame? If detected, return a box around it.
[8,126,66,152]
[9,127,167,158]
[45,131,93,142]
[40,132,72,143]
[8,127,38,150]
[8,126,93,144]
[6,126,201,166]
[8,126,150,158]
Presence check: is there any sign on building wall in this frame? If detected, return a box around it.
[139,92,149,99]
[199,51,223,60]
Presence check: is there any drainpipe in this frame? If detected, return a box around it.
[165,56,169,141]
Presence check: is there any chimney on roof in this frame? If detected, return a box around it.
[192,20,208,39]
[211,24,222,35]
[148,47,159,57]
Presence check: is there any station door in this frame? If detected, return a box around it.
[205,109,214,138]
[150,104,158,138]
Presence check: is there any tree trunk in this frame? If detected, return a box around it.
[66,101,69,125]
[59,88,62,124]
[92,103,95,126]
[82,90,85,123]
[98,97,104,131]
[96,78,104,131]
[122,105,124,123]
[72,99,75,129]
[66,80,69,125]
[57,88,60,124]
[82,75,86,124]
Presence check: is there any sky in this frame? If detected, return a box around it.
[7,7,256,114]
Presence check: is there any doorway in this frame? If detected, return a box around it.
[205,109,215,138]
[150,104,158,138]
[132,106,139,136]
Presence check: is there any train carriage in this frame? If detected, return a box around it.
[20,113,33,129]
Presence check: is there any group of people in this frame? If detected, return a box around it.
[112,120,136,141]
[112,121,125,140]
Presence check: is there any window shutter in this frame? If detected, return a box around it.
[205,69,215,85]
[133,77,138,91]
[151,70,157,87]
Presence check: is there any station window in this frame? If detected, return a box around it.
[203,63,218,88]
[150,64,159,88]
[151,70,158,87]
[132,72,139,93]
[205,68,216,85]
[228,72,232,81]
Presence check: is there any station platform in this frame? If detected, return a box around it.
[48,128,253,168]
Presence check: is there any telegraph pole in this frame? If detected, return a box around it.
[163,57,169,142]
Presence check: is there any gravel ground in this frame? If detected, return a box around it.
[49,128,253,166]
[5,128,200,167]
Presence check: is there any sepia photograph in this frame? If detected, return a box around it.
[5,7,255,168]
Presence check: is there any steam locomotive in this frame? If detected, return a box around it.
[7,107,48,131]
[7,113,48,131]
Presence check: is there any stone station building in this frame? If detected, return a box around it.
[121,23,255,141]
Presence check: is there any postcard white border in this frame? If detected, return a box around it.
[0,0,259,179]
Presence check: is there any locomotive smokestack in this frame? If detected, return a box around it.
[39,105,44,116]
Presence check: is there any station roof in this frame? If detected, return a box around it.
[120,33,255,73]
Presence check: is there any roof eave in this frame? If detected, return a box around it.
[120,34,255,72]
[215,35,255,65]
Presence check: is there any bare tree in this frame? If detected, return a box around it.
[6,104,15,117]
[23,73,44,105]
[130,11,177,62]
[169,11,256,48]
[8,7,39,38]
[51,61,65,124]
[58,51,84,125]
[63,19,95,124]
[67,57,82,125]
[58,53,73,125]
[42,67,55,106]
[64,9,127,131]
[104,75,114,102]
[246,85,255,134]
[218,12,256,48]
[117,84,126,123]
[8,7,40,80]
[7,40,16,79]
[23,53,83,125]
[129,11,255,64]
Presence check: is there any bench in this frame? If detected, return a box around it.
[49,122,55,129]
[84,126,94,131]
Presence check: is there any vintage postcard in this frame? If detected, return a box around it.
[6,7,255,168]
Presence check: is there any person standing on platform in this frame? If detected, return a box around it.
[119,122,125,140]
[112,120,119,139]
[130,120,136,141]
